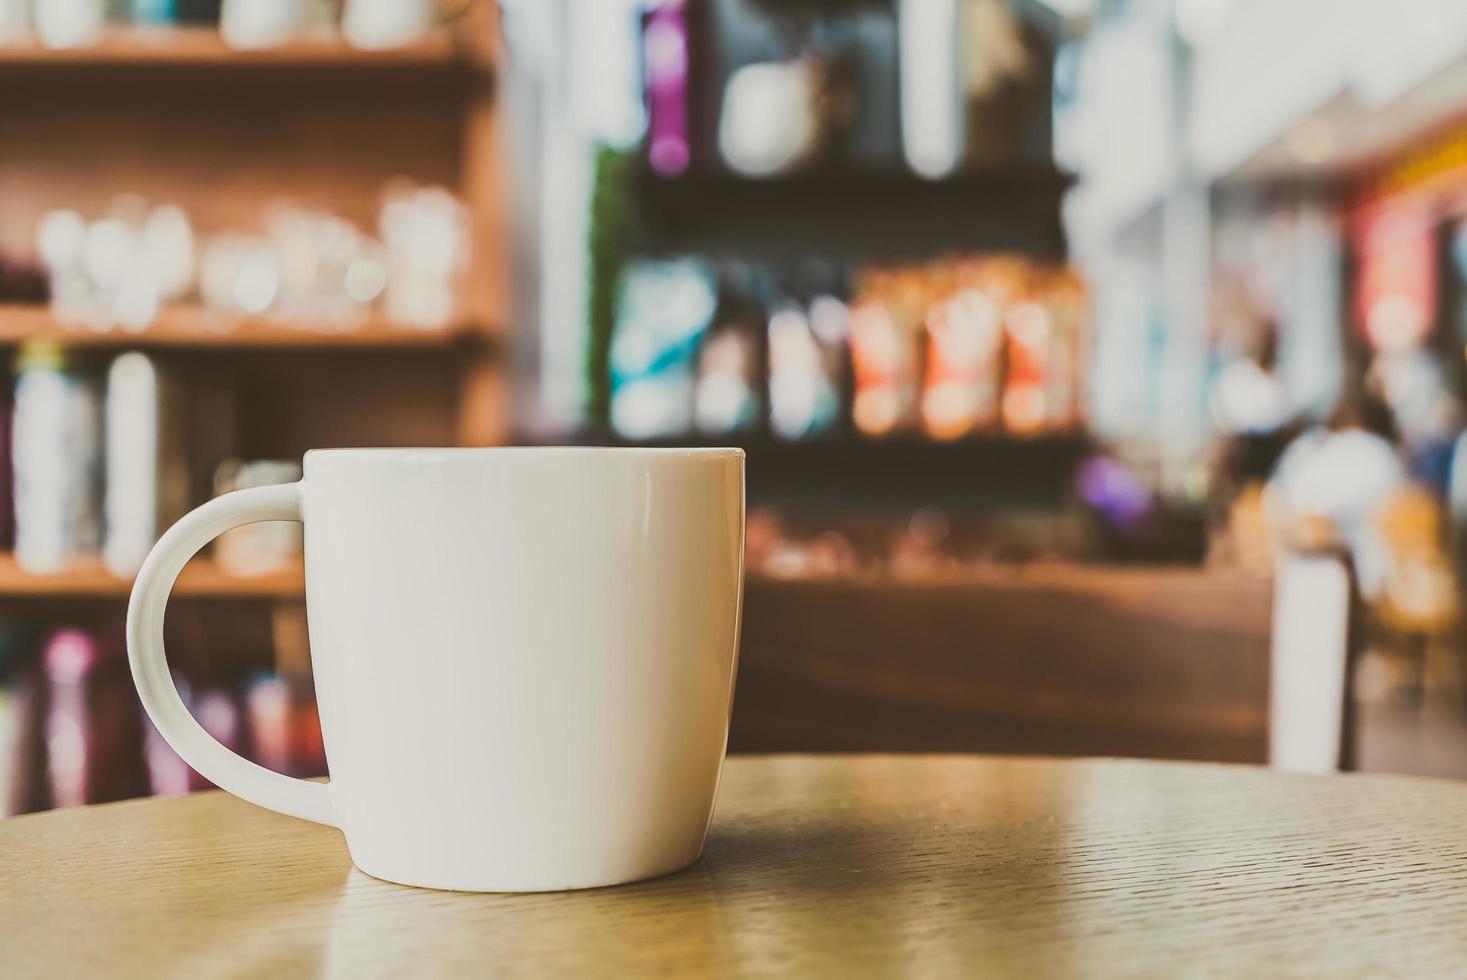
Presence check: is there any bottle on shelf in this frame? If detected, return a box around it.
[39,628,150,809]
[695,279,762,436]
[1002,293,1052,435]
[610,259,715,440]
[12,341,101,575]
[921,258,1006,439]
[898,0,963,179]
[103,351,190,577]
[243,672,325,779]
[849,267,923,438]
[144,676,243,795]
[643,0,692,176]
[767,284,847,441]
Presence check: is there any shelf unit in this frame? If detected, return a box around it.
[0,5,509,594]
[617,160,1079,507]
[603,166,1081,509]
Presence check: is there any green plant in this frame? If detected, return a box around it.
[585,144,638,427]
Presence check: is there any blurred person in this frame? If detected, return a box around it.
[1206,328,1303,575]
[1209,327,1299,490]
[1264,394,1404,598]
[1370,346,1465,494]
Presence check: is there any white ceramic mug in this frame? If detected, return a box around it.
[127,448,745,892]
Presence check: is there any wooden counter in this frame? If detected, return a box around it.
[734,567,1273,761]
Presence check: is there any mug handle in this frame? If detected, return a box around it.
[126,481,335,827]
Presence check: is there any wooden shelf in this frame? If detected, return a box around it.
[0,305,487,351]
[0,26,489,73]
[576,433,1090,510]
[635,165,1074,261]
[0,554,303,600]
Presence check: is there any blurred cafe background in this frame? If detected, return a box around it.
[3,0,1467,815]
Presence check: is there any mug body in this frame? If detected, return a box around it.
[300,448,744,891]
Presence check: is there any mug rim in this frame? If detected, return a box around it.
[304,446,745,462]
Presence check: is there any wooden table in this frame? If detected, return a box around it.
[3,755,1466,977]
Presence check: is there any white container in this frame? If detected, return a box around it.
[35,0,105,49]
[717,60,821,178]
[103,353,189,578]
[13,345,101,574]
[899,0,964,178]
[220,0,302,50]
[379,185,468,329]
[342,0,431,50]
[0,0,29,45]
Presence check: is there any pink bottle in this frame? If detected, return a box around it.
[43,628,150,808]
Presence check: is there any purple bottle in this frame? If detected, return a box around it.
[644,1,691,175]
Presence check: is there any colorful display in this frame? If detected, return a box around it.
[1,624,325,815]
[610,253,1087,442]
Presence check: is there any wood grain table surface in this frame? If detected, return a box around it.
[3,754,1466,978]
